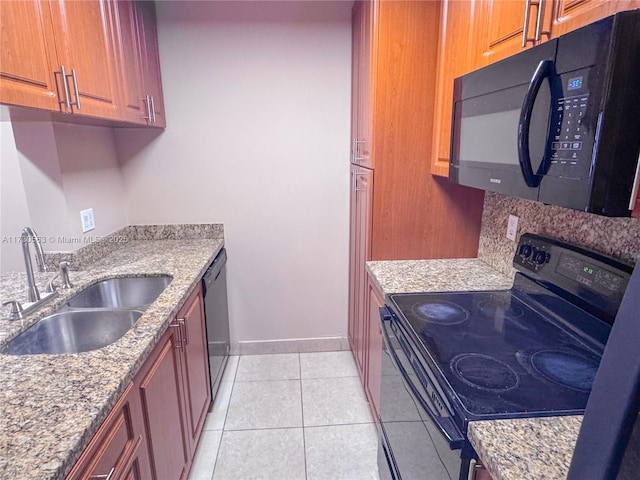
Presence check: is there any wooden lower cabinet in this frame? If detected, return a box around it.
[68,284,210,480]
[135,283,211,479]
[136,326,191,480]
[176,285,211,451]
[365,277,383,420]
[66,382,153,480]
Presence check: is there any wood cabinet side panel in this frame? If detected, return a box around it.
[371,0,484,261]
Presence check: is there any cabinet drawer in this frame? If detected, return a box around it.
[67,383,142,480]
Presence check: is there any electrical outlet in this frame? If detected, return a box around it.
[80,208,95,233]
[506,214,519,241]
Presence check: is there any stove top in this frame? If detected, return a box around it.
[389,280,607,419]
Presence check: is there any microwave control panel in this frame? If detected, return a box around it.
[549,93,590,179]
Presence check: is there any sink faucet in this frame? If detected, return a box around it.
[21,227,47,302]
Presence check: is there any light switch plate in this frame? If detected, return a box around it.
[80,208,95,233]
[506,214,519,241]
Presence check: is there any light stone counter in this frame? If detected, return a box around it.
[0,235,223,480]
[366,257,581,480]
[366,258,514,296]
[468,416,581,480]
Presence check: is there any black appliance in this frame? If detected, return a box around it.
[202,247,230,406]
[378,233,633,480]
[449,10,640,217]
[568,262,640,480]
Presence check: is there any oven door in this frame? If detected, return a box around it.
[378,307,471,480]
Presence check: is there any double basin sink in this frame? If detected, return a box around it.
[2,275,172,356]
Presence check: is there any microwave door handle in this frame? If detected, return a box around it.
[518,60,554,188]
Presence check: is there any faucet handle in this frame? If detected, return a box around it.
[2,300,24,321]
[59,261,73,289]
[45,273,59,293]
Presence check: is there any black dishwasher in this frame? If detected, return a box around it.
[202,248,230,406]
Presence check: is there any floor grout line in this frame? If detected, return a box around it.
[298,352,309,480]
[201,352,377,480]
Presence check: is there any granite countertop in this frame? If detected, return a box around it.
[366,258,514,296]
[468,416,582,480]
[366,257,580,480]
[0,238,223,480]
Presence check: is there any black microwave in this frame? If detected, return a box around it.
[449,10,640,217]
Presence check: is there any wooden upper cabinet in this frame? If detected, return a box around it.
[0,0,166,126]
[0,0,60,110]
[351,0,373,168]
[48,0,120,118]
[112,0,146,124]
[135,0,166,127]
[431,0,478,176]
[551,0,616,36]
[476,0,551,66]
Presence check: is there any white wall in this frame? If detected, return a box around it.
[115,1,352,343]
[0,107,128,271]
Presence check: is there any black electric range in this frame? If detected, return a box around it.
[377,233,634,480]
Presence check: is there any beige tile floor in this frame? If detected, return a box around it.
[187,352,381,480]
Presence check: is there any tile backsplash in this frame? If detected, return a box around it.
[478,192,640,277]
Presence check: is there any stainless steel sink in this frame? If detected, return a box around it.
[66,275,172,309]
[1,309,143,355]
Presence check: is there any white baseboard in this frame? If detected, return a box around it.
[229,336,349,356]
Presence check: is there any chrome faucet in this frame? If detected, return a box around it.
[21,227,47,302]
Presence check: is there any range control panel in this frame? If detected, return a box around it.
[513,234,633,320]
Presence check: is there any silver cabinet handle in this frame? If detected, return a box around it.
[143,95,152,121]
[150,95,156,123]
[353,139,366,163]
[56,65,72,109]
[69,69,81,109]
[522,0,548,46]
[354,172,367,192]
[178,317,188,346]
[171,320,183,349]
[91,467,115,479]
[534,0,549,41]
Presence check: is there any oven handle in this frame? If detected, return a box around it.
[379,307,465,449]
[518,59,554,188]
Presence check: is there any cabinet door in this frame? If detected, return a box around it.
[365,279,383,420]
[349,166,373,381]
[136,327,190,480]
[551,0,615,37]
[0,0,60,111]
[111,0,146,124]
[177,285,211,451]
[135,0,166,127]
[351,0,373,168]
[48,0,120,118]
[431,0,477,176]
[66,382,152,480]
[476,0,554,66]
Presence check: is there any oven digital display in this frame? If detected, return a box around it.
[568,76,583,90]
[557,253,624,295]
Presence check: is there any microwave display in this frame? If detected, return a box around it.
[568,76,584,90]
